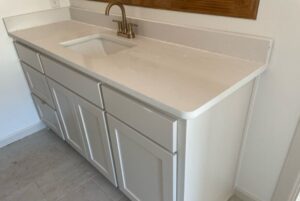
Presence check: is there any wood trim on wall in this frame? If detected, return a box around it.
[90,0,260,19]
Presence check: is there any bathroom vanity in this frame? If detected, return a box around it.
[3,7,272,201]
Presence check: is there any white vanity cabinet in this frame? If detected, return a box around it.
[101,82,254,201]
[14,40,259,201]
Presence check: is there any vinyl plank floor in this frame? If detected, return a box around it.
[229,196,243,201]
[229,195,244,201]
[0,129,241,201]
[0,129,126,201]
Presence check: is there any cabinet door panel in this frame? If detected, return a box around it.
[107,115,177,201]
[75,96,117,186]
[48,79,86,156]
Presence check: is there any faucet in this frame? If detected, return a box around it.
[105,1,137,39]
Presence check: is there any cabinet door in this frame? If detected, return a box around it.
[48,79,87,157]
[32,94,64,140]
[75,96,117,186]
[107,115,177,201]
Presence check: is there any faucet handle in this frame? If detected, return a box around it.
[112,19,122,23]
[127,23,138,38]
[112,19,123,33]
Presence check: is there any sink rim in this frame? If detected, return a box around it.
[60,33,136,49]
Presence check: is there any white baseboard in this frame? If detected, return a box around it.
[235,188,264,201]
[0,121,46,148]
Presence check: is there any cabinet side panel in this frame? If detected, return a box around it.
[183,81,254,201]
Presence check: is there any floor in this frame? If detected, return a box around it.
[0,129,242,201]
[229,196,243,201]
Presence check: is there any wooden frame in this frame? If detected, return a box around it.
[90,0,260,19]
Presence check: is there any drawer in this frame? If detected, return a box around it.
[102,86,177,153]
[22,62,55,108]
[32,94,64,140]
[15,42,44,73]
[40,55,104,109]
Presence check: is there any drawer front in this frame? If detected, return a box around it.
[22,62,55,108]
[32,94,64,140]
[102,86,177,153]
[40,55,104,109]
[15,42,44,73]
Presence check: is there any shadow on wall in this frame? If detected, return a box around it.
[272,117,300,201]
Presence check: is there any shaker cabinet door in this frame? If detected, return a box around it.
[107,115,177,201]
[48,79,87,157]
[75,96,117,186]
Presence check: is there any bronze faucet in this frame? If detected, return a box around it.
[105,1,137,38]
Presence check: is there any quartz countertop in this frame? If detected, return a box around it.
[10,20,267,119]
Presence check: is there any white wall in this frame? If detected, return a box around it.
[0,0,69,145]
[69,1,300,201]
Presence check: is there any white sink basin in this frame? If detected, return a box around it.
[61,34,134,57]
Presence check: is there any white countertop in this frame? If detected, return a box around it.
[10,20,267,119]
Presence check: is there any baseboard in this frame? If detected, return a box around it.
[234,188,264,201]
[0,121,46,148]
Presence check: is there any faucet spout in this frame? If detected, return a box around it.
[105,1,137,38]
[105,1,127,32]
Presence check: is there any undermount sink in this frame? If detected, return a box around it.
[61,34,135,57]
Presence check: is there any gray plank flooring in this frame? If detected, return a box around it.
[0,129,242,201]
[229,196,243,201]
[0,129,128,201]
